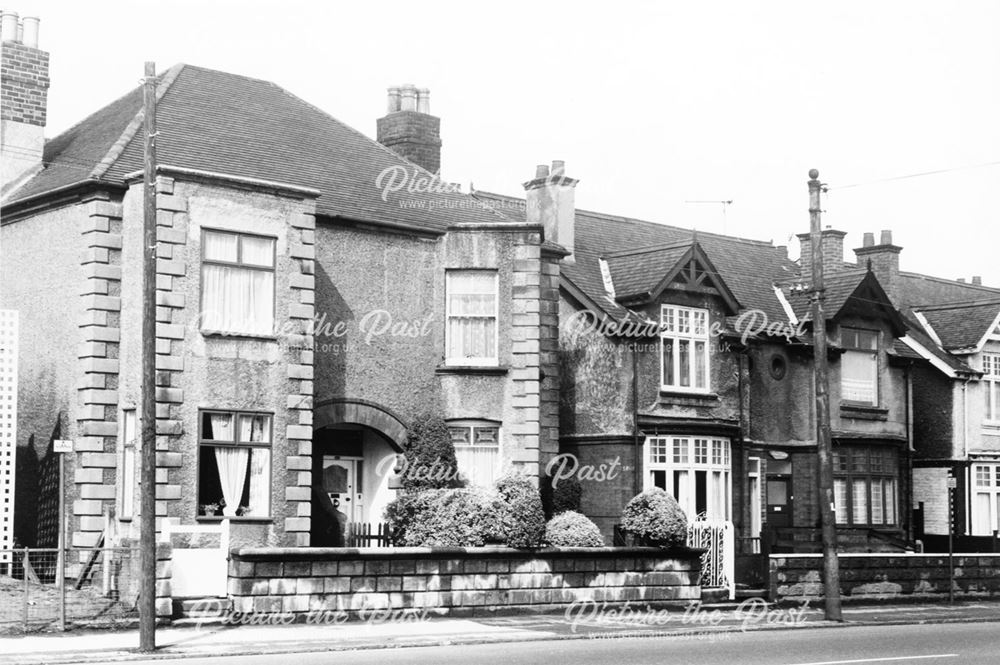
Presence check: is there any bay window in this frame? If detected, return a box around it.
[972,463,1000,535]
[448,421,500,487]
[660,305,710,391]
[446,270,498,365]
[646,436,730,520]
[201,229,276,336]
[198,410,272,519]
[841,328,879,405]
[984,354,1000,423]
[833,447,898,526]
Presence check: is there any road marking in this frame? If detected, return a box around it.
[785,656,958,665]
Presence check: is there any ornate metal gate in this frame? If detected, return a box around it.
[687,520,735,599]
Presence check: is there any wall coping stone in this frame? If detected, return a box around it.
[232,546,705,562]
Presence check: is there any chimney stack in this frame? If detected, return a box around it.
[376,83,442,174]
[854,229,902,304]
[524,161,578,264]
[972,276,983,286]
[1,12,49,191]
[797,227,848,284]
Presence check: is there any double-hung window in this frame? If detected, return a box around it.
[660,305,710,391]
[972,464,1000,535]
[120,409,137,520]
[446,270,498,365]
[646,436,730,520]
[448,421,500,486]
[833,447,897,526]
[198,410,272,519]
[201,230,276,336]
[841,328,879,405]
[984,353,1000,424]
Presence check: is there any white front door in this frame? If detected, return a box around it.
[322,457,363,524]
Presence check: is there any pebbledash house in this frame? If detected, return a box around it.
[1,30,563,553]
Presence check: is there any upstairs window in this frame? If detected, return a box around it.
[446,271,498,366]
[448,421,500,486]
[841,328,879,405]
[660,305,710,391]
[201,230,276,336]
[985,353,1000,424]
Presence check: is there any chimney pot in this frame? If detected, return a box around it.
[20,16,38,48]
[0,12,19,42]
[525,161,578,263]
[863,232,875,248]
[416,88,430,114]
[400,85,417,112]
[551,160,565,177]
[880,229,893,245]
[958,278,966,283]
[386,87,401,113]
[972,276,982,286]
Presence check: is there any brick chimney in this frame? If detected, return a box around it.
[797,227,847,284]
[1,12,48,191]
[854,229,902,303]
[376,84,442,174]
[524,161,578,264]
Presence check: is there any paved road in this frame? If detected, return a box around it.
[119,622,999,665]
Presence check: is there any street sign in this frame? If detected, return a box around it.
[947,476,957,489]
[53,439,73,454]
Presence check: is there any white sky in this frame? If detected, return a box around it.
[14,0,1000,288]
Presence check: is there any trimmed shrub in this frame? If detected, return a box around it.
[390,487,506,547]
[544,511,604,547]
[400,413,463,491]
[620,488,688,548]
[540,471,582,519]
[495,473,546,548]
[383,489,444,545]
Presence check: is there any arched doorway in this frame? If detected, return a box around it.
[310,399,407,546]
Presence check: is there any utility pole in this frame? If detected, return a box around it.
[808,169,842,621]
[139,61,158,653]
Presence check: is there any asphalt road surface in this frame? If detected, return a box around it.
[122,621,999,665]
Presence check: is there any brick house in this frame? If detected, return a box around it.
[1,23,564,552]
[474,187,924,559]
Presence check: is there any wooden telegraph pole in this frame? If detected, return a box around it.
[139,61,158,653]
[808,169,842,621]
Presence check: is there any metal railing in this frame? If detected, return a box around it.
[0,547,140,633]
[346,522,395,548]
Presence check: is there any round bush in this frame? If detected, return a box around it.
[540,472,582,519]
[392,487,506,547]
[400,413,463,491]
[383,489,444,545]
[620,488,688,548]
[495,473,545,548]
[544,511,604,547]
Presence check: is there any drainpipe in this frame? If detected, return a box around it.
[632,341,641,496]
[962,376,972,534]
[904,363,914,541]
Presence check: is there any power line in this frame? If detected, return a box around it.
[830,160,1000,191]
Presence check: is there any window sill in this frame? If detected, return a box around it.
[840,403,889,421]
[659,389,719,400]
[196,516,273,523]
[436,365,508,376]
[201,330,279,342]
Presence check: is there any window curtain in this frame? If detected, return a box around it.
[454,446,497,486]
[448,318,495,360]
[203,266,274,336]
[447,272,496,361]
[208,413,234,441]
[215,447,249,516]
[204,231,238,262]
[240,236,275,267]
[247,449,270,517]
[842,351,876,402]
[239,415,269,443]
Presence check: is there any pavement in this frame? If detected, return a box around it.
[1,600,999,664]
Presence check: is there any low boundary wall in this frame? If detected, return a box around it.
[228,546,703,619]
[770,553,1000,602]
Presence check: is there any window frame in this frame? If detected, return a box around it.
[196,408,274,521]
[645,435,731,521]
[983,353,1000,425]
[445,269,500,367]
[832,446,898,527]
[840,327,880,406]
[199,228,278,338]
[972,463,1000,535]
[659,305,712,393]
[447,419,501,487]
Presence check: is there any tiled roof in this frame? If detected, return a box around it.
[473,191,796,325]
[899,311,975,374]
[4,64,503,232]
[914,301,1000,351]
[785,270,867,321]
[603,242,692,300]
[897,272,1000,309]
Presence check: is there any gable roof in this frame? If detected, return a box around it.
[472,190,795,328]
[913,300,1000,352]
[3,64,503,232]
[785,270,906,336]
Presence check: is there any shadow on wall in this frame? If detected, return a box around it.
[14,418,64,548]
[313,261,351,401]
